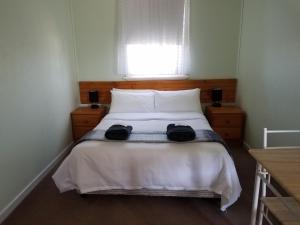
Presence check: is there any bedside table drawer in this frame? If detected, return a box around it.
[214,128,242,140]
[210,115,243,127]
[71,106,107,141]
[73,126,94,140]
[72,115,100,127]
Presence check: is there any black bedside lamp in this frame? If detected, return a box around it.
[88,90,99,109]
[212,88,222,107]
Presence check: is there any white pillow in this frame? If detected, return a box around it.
[109,90,155,113]
[112,88,154,93]
[154,88,202,113]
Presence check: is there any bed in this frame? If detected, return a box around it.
[53,82,241,211]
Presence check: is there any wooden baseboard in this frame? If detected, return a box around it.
[0,142,73,224]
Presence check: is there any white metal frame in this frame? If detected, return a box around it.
[250,128,300,225]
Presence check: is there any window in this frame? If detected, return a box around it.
[117,0,190,79]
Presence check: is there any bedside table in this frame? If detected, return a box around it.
[206,106,245,144]
[71,106,107,140]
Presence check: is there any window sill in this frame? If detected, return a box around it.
[123,75,189,81]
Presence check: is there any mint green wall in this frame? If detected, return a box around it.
[0,0,78,212]
[237,0,300,147]
[71,0,241,81]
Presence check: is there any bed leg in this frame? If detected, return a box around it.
[250,163,262,225]
[257,170,267,225]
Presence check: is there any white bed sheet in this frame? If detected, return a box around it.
[52,112,241,211]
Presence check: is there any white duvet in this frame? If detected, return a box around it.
[53,112,241,211]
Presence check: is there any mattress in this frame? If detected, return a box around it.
[52,112,241,211]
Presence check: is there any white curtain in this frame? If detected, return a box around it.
[117,0,190,78]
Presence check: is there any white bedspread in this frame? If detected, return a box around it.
[52,112,241,211]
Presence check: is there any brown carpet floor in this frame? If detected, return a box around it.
[2,145,256,225]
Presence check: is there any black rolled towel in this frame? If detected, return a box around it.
[167,124,196,142]
[105,125,133,140]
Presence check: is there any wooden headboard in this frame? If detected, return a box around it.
[79,79,237,104]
